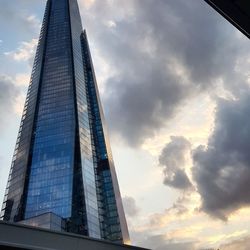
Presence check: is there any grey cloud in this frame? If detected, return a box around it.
[159,136,192,190]
[80,0,250,146]
[122,196,139,217]
[193,92,250,220]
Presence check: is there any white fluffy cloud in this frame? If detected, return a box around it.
[4,38,37,62]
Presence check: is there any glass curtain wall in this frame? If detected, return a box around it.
[1,0,129,244]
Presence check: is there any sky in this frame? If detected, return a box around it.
[1,0,250,249]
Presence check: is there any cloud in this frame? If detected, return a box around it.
[105,20,116,28]
[0,0,42,36]
[155,241,197,250]
[79,0,249,146]
[159,136,192,190]
[14,73,30,87]
[123,196,140,217]
[26,15,41,31]
[146,194,194,231]
[0,73,27,129]
[24,15,42,33]
[133,232,197,250]
[193,92,250,220]
[79,0,250,226]
[4,38,37,62]
[220,235,250,250]
[13,93,26,116]
[0,75,20,131]
[80,0,96,9]
[146,235,197,250]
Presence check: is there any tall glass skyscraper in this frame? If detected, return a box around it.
[1,0,129,244]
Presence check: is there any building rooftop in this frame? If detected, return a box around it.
[0,221,149,250]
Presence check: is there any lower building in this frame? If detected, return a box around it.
[0,221,148,250]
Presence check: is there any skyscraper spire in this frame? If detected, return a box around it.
[1,0,130,244]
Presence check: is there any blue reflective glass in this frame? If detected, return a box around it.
[25,0,75,220]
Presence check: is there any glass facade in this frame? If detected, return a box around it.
[81,32,129,242]
[1,0,129,244]
[69,0,101,238]
[25,0,75,221]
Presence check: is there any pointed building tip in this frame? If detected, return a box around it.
[82,29,87,39]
